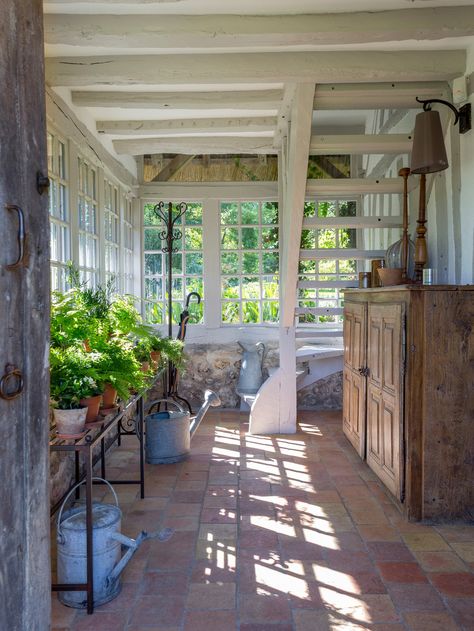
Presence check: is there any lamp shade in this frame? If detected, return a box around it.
[410,109,448,174]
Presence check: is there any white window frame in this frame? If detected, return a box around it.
[47,129,70,292]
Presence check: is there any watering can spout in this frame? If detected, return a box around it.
[106,530,147,588]
[106,527,174,589]
[190,389,221,437]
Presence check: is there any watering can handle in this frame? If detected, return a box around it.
[146,398,185,415]
[57,477,119,542]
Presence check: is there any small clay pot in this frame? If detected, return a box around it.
[150,351,161,369]
[79,394,102,422]
[53,407,87,435]
[141,361,150,373]
[102,383,118,408]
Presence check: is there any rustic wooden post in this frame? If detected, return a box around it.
[0,1,51,628]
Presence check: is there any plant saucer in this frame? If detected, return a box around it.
[56,430,87,440]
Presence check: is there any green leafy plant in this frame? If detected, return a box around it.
[94,340,146,400]
[50,347,102,409]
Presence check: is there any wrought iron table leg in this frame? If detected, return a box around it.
[85,451,94,614]
[75,451,80,499]
[138,397,145,499]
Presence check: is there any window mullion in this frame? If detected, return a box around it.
[202,198,221,329]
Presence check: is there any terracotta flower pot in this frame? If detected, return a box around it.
[102,383,118,408]
[150,351,161,369]
[141,361,150,373]
[53,407,87,436]
[79,394,102,422]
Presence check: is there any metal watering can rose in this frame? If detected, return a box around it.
[56,478,172,608]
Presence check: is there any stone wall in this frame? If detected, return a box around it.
[297,370,343,410]
[170,342,342,410]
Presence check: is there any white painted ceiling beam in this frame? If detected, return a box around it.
[309,134,412,155]
[97,116,277,135]
[306,178,415,196]
[71,89,282,110]
[113,136,277,155]
[303,216,403,229]
[44,7,474,49]
[45,50,465,86]
[313,81,447,110]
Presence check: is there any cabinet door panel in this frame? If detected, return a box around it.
[344,302,367,371]
[343,369,366,458]
[367,303,403,499]
[367,384,382,466]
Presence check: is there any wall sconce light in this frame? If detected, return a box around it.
[410,97,471,282]
[411,97,471,174]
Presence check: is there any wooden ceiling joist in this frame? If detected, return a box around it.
[309,134,412,155]
[313,81,448,110]
[113,136,277,156]
[45,50,465,87]
[97,116,277,135]
[44,7,474,49]
[71,89,282,110]
[151,154,195,182]
[306,178,415,196]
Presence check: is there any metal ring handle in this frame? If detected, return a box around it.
[57,477,119,541]
[0,364,24,400]
[5,204,26,270]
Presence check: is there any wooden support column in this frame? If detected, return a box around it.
[279,83,314,434]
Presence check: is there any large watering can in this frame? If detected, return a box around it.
[146,389,220,464]
[56,478,147,608]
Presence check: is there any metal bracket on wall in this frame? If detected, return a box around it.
[0,364,24,400]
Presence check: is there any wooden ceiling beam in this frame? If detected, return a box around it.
[113,136,277,155]
[309,134,412,155]
[44,7,474,48]
[151,154,195,182]
[313,81,448,110]
[71,89,281,110]
[45,50,465,86]
[97,116,277,135]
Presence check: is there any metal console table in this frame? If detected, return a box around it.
[50,391,146,614]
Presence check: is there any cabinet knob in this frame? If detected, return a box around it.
[358,366,370,377]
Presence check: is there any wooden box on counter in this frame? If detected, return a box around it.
[343,285,473,521]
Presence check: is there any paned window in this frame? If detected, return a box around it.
[48,132,70,291]
[143,202,204,325]
[104,179,120,285]
[78,157,99,287]
[298,199,357,324]
[220,201,279,324]
[123,196,134,294]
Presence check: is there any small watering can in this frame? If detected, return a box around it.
[56,478,146,608]
[146,389,220,464]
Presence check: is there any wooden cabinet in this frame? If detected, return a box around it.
[343,286,474,521]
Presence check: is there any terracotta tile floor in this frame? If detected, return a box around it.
[51,409,474,630]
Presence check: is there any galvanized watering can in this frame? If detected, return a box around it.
[56,478,146,609]
[146,389,220,464]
